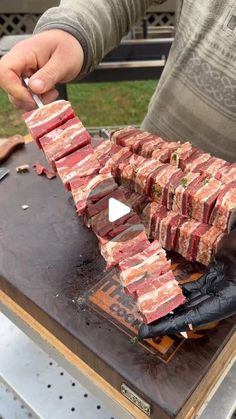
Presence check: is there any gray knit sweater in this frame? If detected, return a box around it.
[35,0,236,161]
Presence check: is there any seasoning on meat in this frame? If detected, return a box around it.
[133,158,163,195]
[170,142,197,169]
[172,172,203,215]
[209,181,236,232]
[151,141,181,163]
[150,164,183,207]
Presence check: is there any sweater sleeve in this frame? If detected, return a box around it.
[34,0,158,78]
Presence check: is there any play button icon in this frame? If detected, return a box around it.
[108,198,131,222]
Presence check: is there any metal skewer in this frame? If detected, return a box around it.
[23,77,44,108]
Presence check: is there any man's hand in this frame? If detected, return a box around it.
[139,229,236,339]
[0,30,84,110]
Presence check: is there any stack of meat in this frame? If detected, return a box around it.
[23,103,235,324]
[111,127,236,265]
[23,101,186,324]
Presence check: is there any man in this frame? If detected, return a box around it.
[0,0,235,337]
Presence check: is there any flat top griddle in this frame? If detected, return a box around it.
[0,143,235,419]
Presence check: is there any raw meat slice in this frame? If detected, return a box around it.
[151,205,170,241]
[39,117,82,148]
[165,170,184,210]
[39,126,67,150]
[33,163,56,179]
[129,131,154,156]
[184,151,211,172]
[86,186,146,229]
[151,141,181,163]
[90,205,134,238]
[116,154,146,189]
[118,240,162,282]
[121,131,152,149]
[40,118,91,168]
[187,223,211,262]
[118,186,149,213]
[110,127,141,145]
[100,146,132,175]
[125,259,171,296]
[100,223,149,269]
[70,172,117,215]
[86,188,125,219]
[133,159,163,195]
[93,140,113,163]
[136,271,186,324]
[172,172,203,215]
[140,202,161,239]
[139,291,186,324]
[55,145,101,190]
[209,181,236,232]
[150,164,183,207]
[170,142,197,169]
[135,135,164,157]
[186,177,223,223]
[23,100,75,147]
[118,242,171,295]
[175,219,201,259]
[96,214,140,245]
[196,226,224,265]
[158,211,187,251]
[215,163,236,184]
[193,156,229,177]
[135,270,178,299]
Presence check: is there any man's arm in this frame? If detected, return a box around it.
[0,0,161,108]
[35,0,154,78]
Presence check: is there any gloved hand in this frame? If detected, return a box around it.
[139,228,236,339]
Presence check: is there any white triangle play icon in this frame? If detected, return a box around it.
[108,198,131,222]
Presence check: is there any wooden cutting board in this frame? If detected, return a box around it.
[0,143,235,419]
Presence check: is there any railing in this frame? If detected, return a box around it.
[0,1,176,37]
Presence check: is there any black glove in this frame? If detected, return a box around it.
[139,228,236,340]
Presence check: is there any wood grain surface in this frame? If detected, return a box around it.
[0,143,235,419]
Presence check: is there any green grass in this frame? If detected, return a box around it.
[68,80,157,127]
[0,80,157,137]
[0,91,28,137]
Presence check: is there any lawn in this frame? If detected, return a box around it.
[0,80,157,137]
